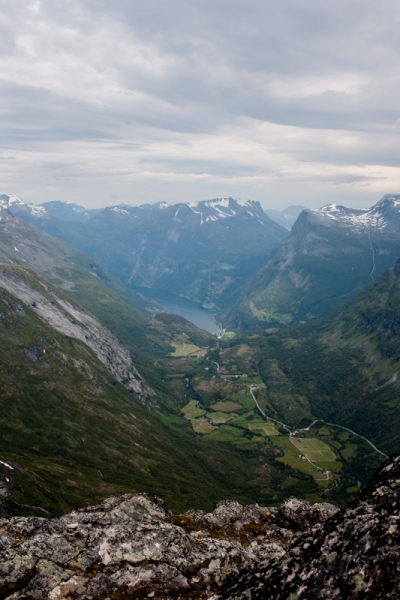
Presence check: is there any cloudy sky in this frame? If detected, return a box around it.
[1,0,400,208]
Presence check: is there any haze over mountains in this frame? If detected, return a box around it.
[264,205,306,230]
[0,195,288,310]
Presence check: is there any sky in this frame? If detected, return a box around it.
[1,0,400,209]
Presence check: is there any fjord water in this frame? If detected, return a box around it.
[132,285,219,334]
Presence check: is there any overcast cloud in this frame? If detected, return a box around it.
[1,0,400,208]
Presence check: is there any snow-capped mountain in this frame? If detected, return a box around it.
[1,194,288,307]
[0,195,102,223]
[221,195,400,330]
[0,194,48,219]
[184,197,270,225]
[309,195,400,234]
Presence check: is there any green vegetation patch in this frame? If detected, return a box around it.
[171,343,206,357]
[221,331,236,339]
[274,437,332,484]
[190,418,217,434]
[248,422,280,436]
[204,425,249,442]
[209,401,243,413]
[291,437,337,462]
[182,400,206,420]
[341,444,358,460]
[209,412,235,425]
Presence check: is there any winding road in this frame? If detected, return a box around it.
[206,357,220,372]
[204,350,389,480]
[248,385,389,465]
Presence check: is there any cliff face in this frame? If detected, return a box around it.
[216,451,400,600]
[0,265,153,406]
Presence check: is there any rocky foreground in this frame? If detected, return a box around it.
[1,453,399,599]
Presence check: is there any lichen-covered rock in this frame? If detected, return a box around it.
[0,492,335,599]
[276,497,339,531]
[214,452,400,599]
[4,451,398,600]
[0,494,280,599]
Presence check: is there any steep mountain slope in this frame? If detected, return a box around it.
[0,216,313,516]
[264,204,305,230]
[222,195,400,330]
[220,259,400,457]
[0,205,157,318]
[0,264,285,517]
[0,265,151,404]
[1,195,288,308]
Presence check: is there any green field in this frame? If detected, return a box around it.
[221,331,236,339]
[291,437,336,462]
[209,401,243,413]
[209,411,235,425]
[181,400,206,419]
[171,343,206,357]
[191,418,217,434]
[341,444,358,460]
[248,421,280,436]
[204,425,249,442]
[274,437,331,486]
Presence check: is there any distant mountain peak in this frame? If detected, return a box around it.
[306,195,400,233]
[264,205,306,230]
[0,193,48,217]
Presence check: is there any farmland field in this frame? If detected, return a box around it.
[209,401,243,413]
[182,400,206,419]
[171,343,207,357]
[291,437,336,462]
[248,422,280,436]
[209,411,235,425]
[274,437,331,485]
[191,418,216,434]
[204,425,248,442]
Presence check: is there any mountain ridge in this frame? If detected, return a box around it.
[221,194,400,331]
[0,194,288,308]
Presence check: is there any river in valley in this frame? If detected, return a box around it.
[131,286,219,334]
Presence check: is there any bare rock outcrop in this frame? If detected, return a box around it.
[0,266,154,406]
[2,452,399,599]
[0,495,336,599]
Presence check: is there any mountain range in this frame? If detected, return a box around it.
[1,190,399,600]
[0,194,288,309]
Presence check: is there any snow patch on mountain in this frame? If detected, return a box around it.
[311,195,400,234]
[185,197,266,225]
[0,194,48,217]
[111,207,129,214]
